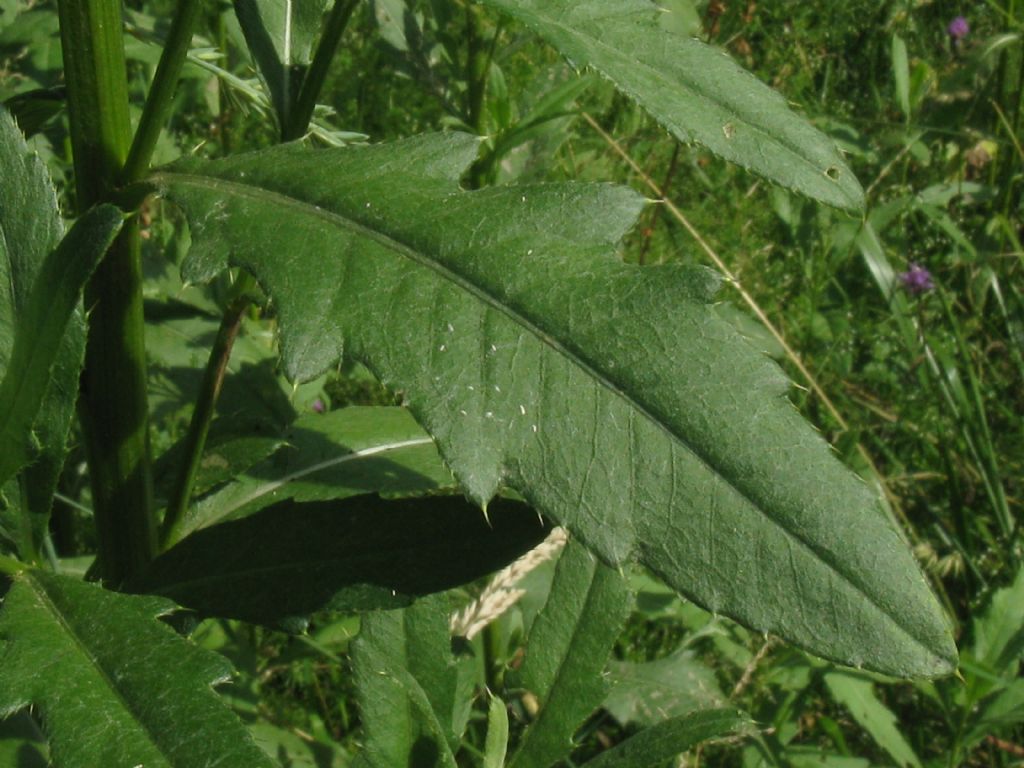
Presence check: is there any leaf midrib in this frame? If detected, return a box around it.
[154,171,933,657]
[184,436,438,536]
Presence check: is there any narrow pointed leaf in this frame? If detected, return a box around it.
[152,133,955,676]
[233,0,329,129]
[129,496,548,629]
[476,0,863,210]
[891,34,911,121]
[511,540,632,768]
[350,595,463,768]
[0,204,123,488]
[0,570,275,768]
[0,107,105,559]
[579,709,747,768]
[483,693,510,768]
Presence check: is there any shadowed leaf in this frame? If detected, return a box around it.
[129,495,548,629]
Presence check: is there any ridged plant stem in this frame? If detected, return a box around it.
[58,0,156,584]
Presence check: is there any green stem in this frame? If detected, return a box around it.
[160,289,250,551]
[465,10,502,188]
[999,46,1024,219]
[78,219,157,583]
[14,478,37,563]
[58,0,156,585]
[57,0,132,204]
[465,3,488,135]
[42,532,60,573]
[163,6,355,548]
[481,622,505,691]
[0,554,26,577]
[284,0,359,142]
[216,11,233,155]
[122,0,205,182]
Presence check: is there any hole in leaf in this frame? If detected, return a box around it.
[825,166,841,181]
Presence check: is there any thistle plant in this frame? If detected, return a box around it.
[0,1,956,766]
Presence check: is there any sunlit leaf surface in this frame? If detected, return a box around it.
[478,0,864,210]
[0,108,117,558]
[153,132,955,676]
[0,570,274,768]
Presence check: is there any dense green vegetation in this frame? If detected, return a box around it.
[0,0,1020,765]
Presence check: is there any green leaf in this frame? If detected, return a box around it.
[604,650,727,727]
[152,133,955,677]
[891,34,910,121]
[0,204,122,488]
[654,0,701,38]
[483,693,510,768]
[233,0,330,130]
[511,540,633,768]
[823,671,922,768]
[786,748,870,768]
[579,709,746,768]
[152,416,287,503]
[0,106,105,561]
[372,0,419,53]
[2,87,65,137]
[182,406,455,539]
[128,495,548,629]
[144,305,306,430]
[0,710,48,768]
[962,679,1024,751]
[474,0,864,210]
[971,566,1024,674]
[247,719,348,767]
[350,594,466,768]
[0,570,275,768]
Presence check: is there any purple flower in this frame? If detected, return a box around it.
[311,398,326,413]
[899,263,934,295]
[948,16,969,40]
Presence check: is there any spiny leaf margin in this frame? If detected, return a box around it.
[476,0,865,211]
[151,132,954,677]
